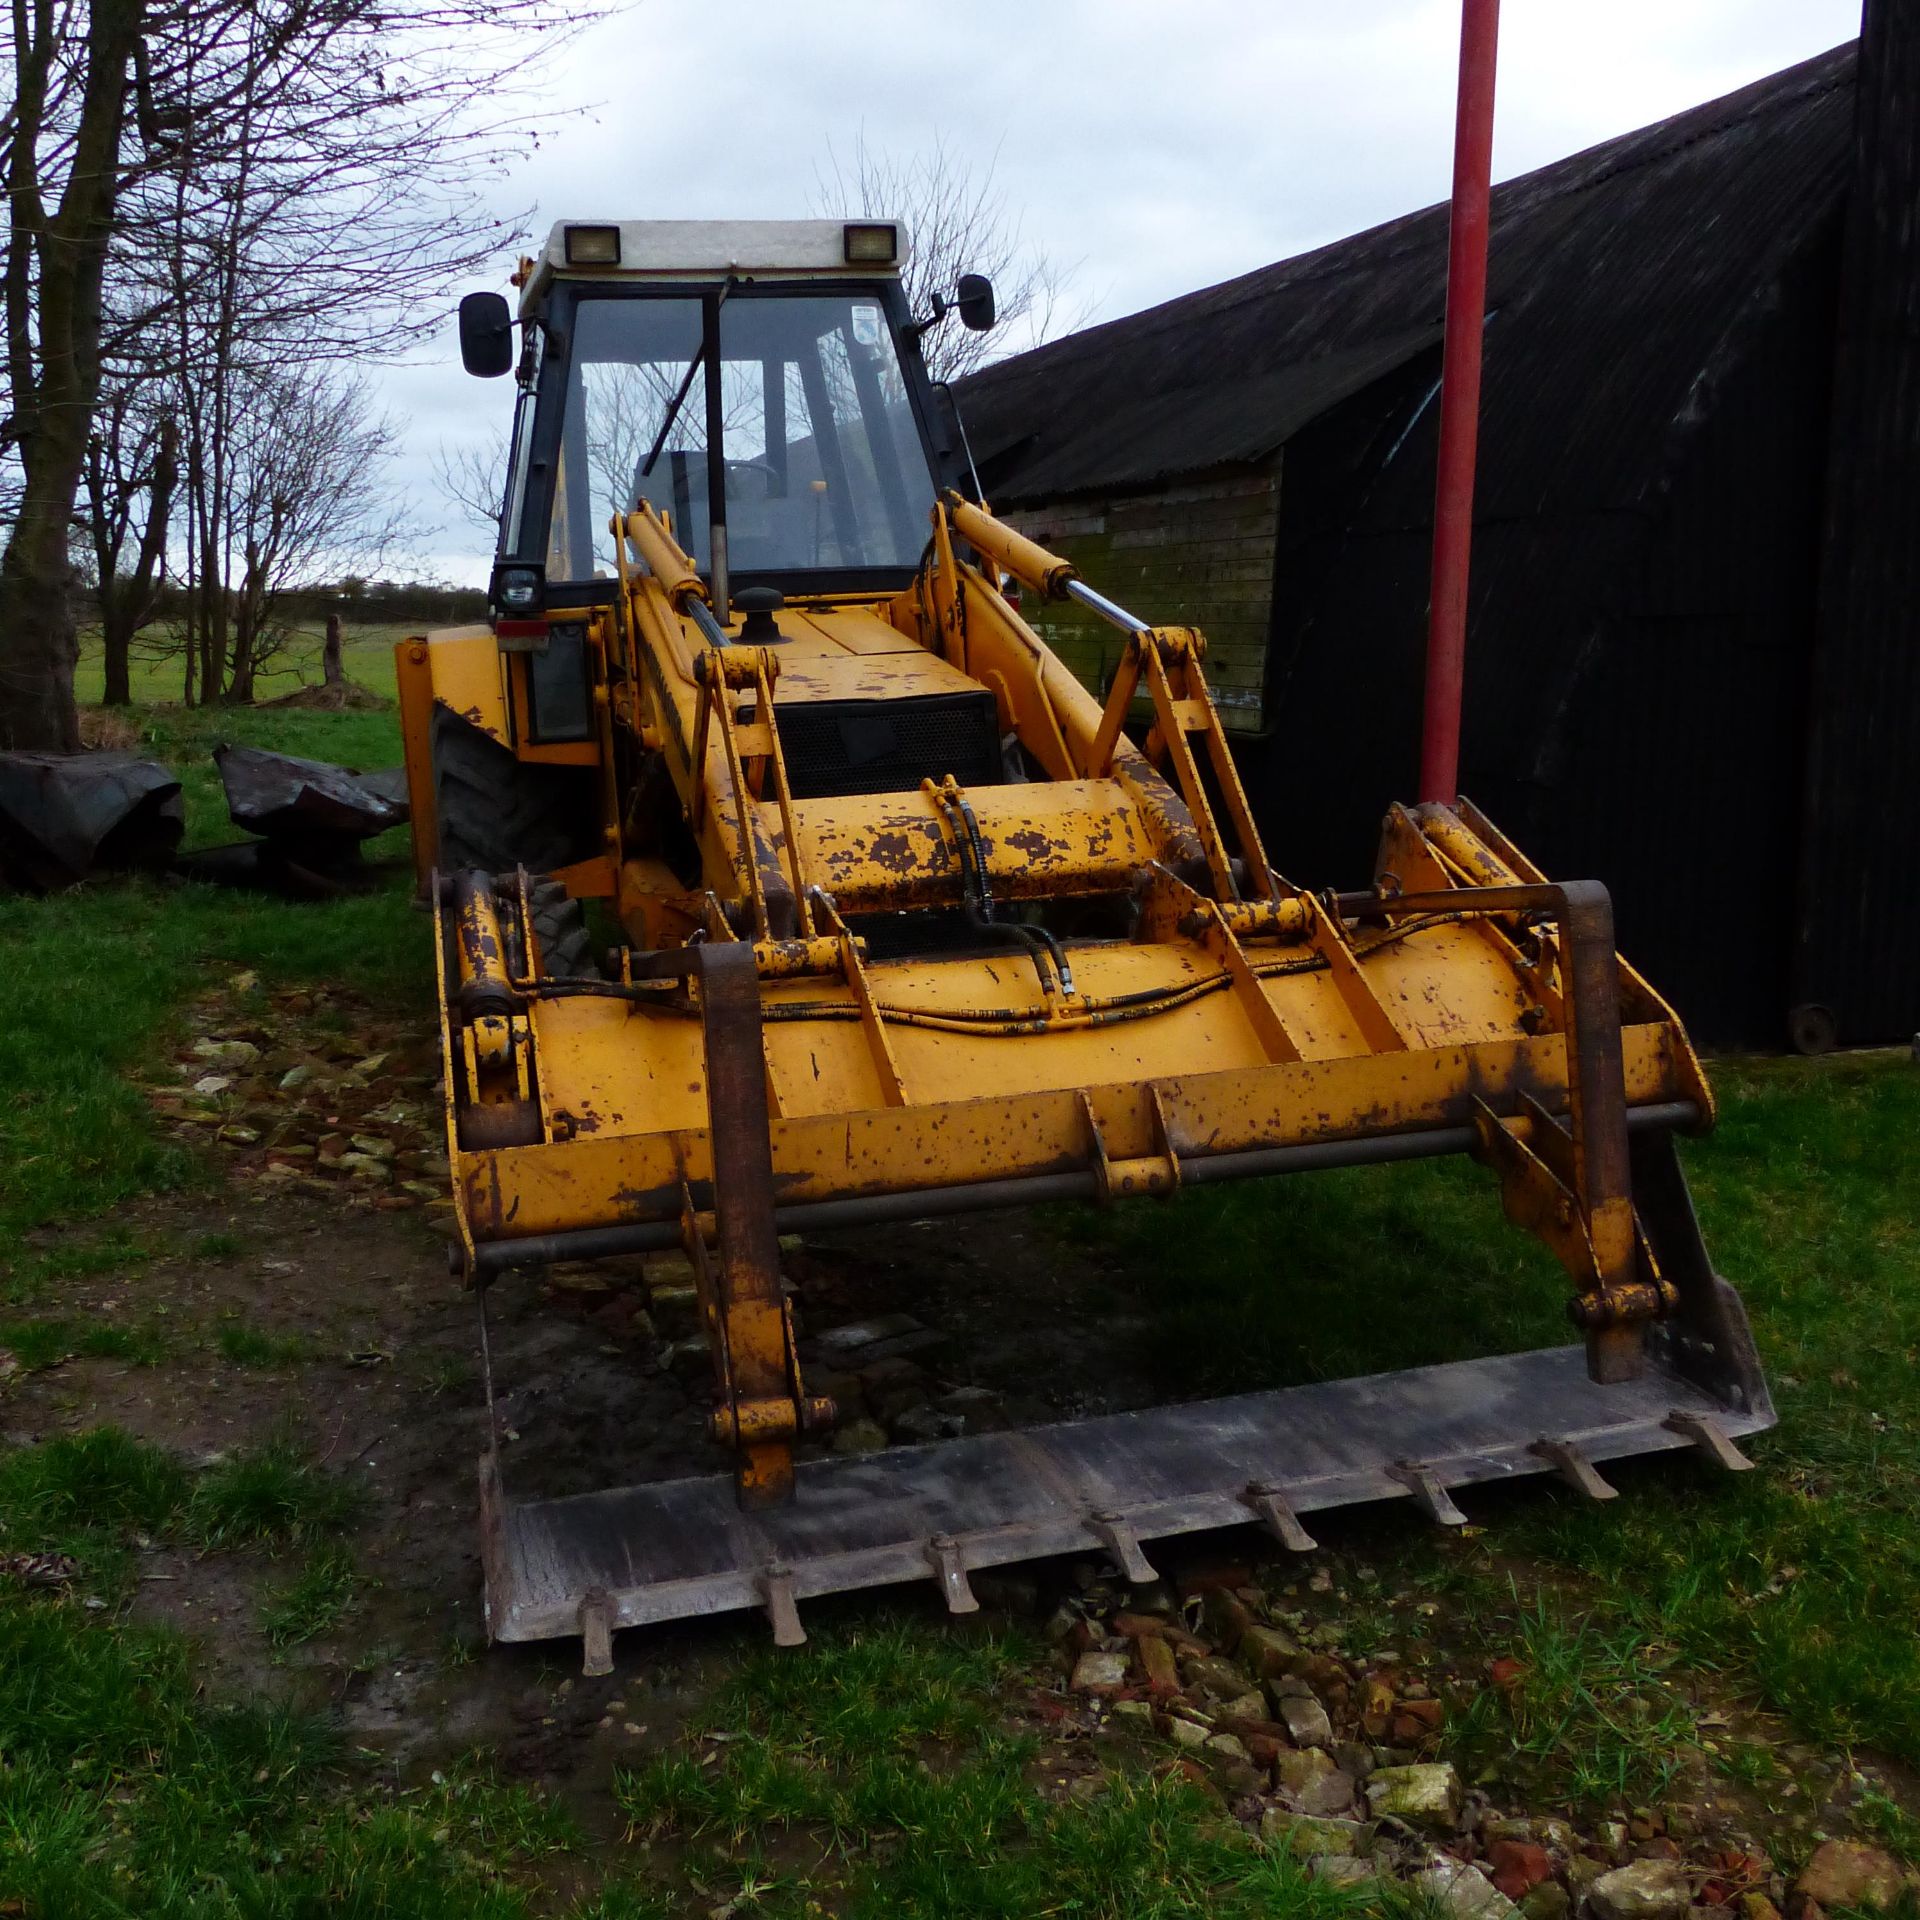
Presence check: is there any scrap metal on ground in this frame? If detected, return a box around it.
[180,745,411,898]
[0,751,184,890]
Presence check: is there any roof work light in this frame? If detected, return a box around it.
[842,222,899,265]
[564,224,622,267]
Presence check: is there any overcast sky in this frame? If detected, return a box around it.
[395,0,1861,585]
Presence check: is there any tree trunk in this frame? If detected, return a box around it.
[323,613,344,687]
[227,593,256,704]
[0,480,83,749]
[102,600,133,707]
[0,0,145,750]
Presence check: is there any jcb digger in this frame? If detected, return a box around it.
[396,218,1771,1671]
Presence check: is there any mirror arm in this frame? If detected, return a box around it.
[904,290,950,348]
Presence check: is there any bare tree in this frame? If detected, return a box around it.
[434,433,510,544]
[219,368,404,703]
[83,372,178,705]
[2,0,614,737]
[140,0,616,704]
[0,0,149,749]
[812,134,1084,381]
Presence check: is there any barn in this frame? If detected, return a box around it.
[957,23,1917,1051]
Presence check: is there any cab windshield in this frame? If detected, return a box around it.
[542,289,935,584]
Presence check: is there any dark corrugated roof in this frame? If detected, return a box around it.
[961,43,1857,506]
[987,325,1441,498]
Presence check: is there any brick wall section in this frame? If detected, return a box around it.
[999,467,1281,732]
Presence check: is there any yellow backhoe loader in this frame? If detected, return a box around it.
[397,219,1771,1672]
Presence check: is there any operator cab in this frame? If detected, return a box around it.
[461,220,992,614]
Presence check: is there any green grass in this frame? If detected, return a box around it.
[261,1542,362,1647]
[0,1317,167,1371]
[0,1428,362,1573]
[0,1427,593,1915]
[189,1439,367,1548]
[1500,1060,1920,1760]
[1,1228,157,1309]
[1066,1051,1920,1767]
[1452,1588,1699,1806]
[0,680,428,1251]
[0,874,426,1244]
[215,1318,315,1367]
[1858,1790,1920,1861]
[1062,1156,1567,1399]
[0,1604,575,1917]
[616,1622,1423,1919]
[0,1427,192,1545]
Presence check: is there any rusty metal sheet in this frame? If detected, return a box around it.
[482,1337,1774,1652]
[0,751,184,890]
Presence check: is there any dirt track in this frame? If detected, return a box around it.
[5,1164,1153,1793]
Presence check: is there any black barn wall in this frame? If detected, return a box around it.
[1795,0,1920,1047]
[1246,223,1844,1049]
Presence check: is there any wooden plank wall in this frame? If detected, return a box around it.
[999,469,1280,732]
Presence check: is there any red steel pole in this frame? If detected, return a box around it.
[1418,0,1501,804]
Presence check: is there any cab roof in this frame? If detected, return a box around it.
[522,219,907,312]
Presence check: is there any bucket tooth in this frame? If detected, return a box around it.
[579,1588,616,1676]
[1244,1481,1319,1553]
[762,1562,805,1646]
[1091,1510,1160,1586]
[1388,1461,1469,1527]
[1529,1435,1621,1501]
[1664,1408,1756,1472]
[927,1533,980,1615]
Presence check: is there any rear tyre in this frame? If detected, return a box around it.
[516,875,596,979]
[429,704,598,877]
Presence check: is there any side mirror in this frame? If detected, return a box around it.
[955,273,997,333]
[459,291,514,379]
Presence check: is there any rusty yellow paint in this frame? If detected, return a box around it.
[458,1021,1690,1242]
[422,624,510,745]
[394,637,439,889]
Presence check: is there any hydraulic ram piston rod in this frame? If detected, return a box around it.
[1064,577,1151,635]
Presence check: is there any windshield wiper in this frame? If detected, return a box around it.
[637,280,732,488]
[638,347,705,485]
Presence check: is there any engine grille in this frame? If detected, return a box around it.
[777,690,1003,800]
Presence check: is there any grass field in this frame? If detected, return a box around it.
[73,620,415,710]
[1,685,1916,1914]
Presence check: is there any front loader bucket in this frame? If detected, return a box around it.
[480,1131,1773,1668]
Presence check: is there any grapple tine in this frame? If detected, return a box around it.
[579,1589,616,1677]
[1664,1408,1757,1471]
[1091,1510,1160,1586]
[927,1533,979,1615]
[1244,1481,1319,1552]
[1388,1461,1469,1527]
[762,1561,806,1647]
[1530,1435,1621,1501]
